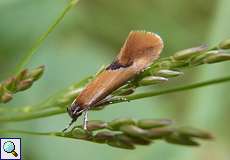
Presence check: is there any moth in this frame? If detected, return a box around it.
[64,31,163,131]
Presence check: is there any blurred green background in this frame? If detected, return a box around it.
[0,0,230,159]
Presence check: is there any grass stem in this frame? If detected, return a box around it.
[13,0,80,75]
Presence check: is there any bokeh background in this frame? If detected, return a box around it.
[0,0,230,159]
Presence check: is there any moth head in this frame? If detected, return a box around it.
[67,100,83,120]
[63,100,84,132]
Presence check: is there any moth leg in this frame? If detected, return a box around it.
[83,110,88,130]
[94,95,113,107]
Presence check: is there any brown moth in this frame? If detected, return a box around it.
[64,31,163,131]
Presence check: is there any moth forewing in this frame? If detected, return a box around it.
[118,31,163,68]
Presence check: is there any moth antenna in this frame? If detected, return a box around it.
[62,118,77,132]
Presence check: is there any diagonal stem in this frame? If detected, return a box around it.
[0,108,65,122]
[121,75,230,101]
[0,129,54,136]
[0,76,229,123]
[13,0,80,75]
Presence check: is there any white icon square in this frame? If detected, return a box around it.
[0,138,21,160]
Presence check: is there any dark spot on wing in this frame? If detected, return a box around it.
[106,60,133,70]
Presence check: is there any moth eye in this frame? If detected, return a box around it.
[67,107,73,117]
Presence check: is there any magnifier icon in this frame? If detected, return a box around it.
[3,141,18,157]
